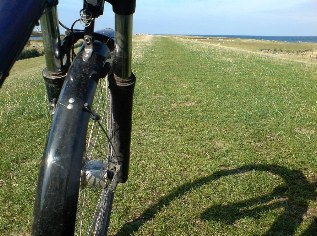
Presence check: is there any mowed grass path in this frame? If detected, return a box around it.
[1,36,317,235]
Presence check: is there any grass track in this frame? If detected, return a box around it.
[1,36,317,235]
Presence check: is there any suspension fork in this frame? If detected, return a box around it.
[109,11,136,183]
[41,6,66,114]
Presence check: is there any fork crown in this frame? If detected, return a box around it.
[106,0,136,15]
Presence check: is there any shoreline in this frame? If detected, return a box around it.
[185,35,317,43]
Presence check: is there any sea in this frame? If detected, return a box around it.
[30,36,42,40]
[30,35,317,43]
[191,35,317,43]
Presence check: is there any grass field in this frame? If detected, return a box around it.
[182,36,317,64]
[1,35,317,235]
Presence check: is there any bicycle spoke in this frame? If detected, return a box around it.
[76,75,116,235]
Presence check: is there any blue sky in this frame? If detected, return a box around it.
[58,0,317,36]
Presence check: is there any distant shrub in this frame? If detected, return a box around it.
[17,48,44,60]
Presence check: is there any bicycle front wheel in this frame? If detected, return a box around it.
[32,41,118,235]
[75,72,118,235]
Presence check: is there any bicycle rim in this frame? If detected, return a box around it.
[75,75,116,236]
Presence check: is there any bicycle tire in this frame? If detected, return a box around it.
[32,41,117,235]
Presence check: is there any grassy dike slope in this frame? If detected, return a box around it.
[1,36,317,235]
[0,56,49,235]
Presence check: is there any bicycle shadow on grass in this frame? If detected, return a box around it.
[117,164,317,235]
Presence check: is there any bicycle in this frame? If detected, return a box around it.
[0,0,136,235]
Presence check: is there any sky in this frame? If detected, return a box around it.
[57,0,317,36]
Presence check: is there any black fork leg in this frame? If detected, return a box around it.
[109,11,136,183]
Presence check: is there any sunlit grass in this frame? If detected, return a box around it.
[0,55,49,234]
[1,36,317,235]
[180,36,317,64]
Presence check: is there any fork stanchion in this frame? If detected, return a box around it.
[41,6,66,114]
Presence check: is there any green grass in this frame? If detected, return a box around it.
[0,56,49,234]
[184,36,317,64]
[1,36,317,235]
